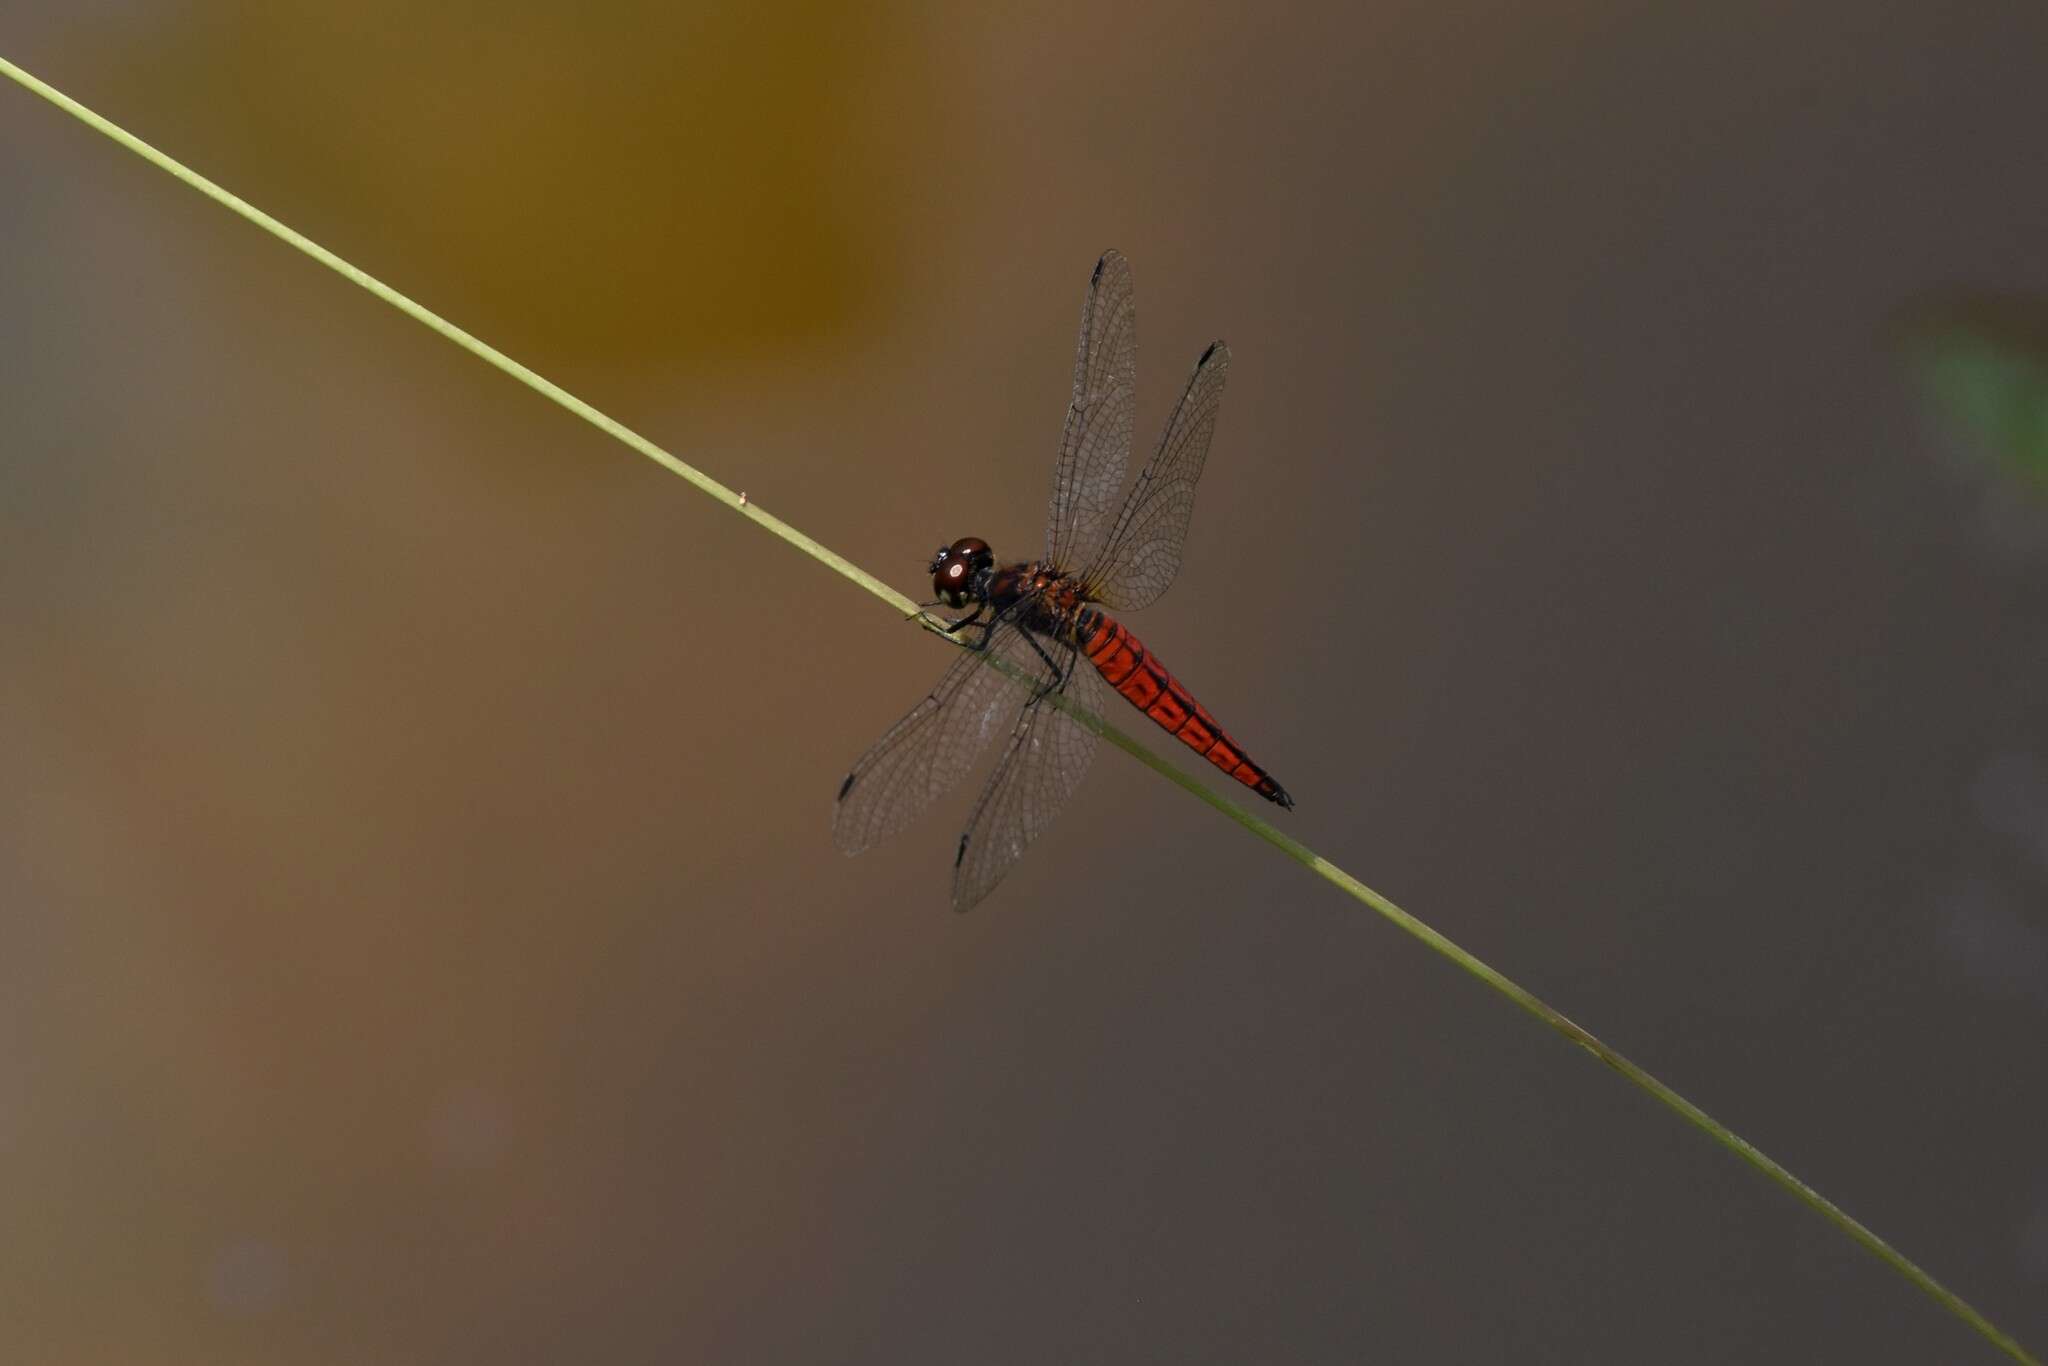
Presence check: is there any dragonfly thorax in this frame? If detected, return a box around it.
[930,536,994,608]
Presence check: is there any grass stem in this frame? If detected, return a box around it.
[2,52,2034,1365]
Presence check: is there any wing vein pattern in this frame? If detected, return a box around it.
[833,612,1045,856]
[951,652,1106,912]
[1046,250,1138,575]
[1087,340,1230,611]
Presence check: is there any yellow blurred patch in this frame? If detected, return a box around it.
[114,1,924,367]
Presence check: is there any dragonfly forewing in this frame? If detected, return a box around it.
[1046,250,1139,577]
[833,613,1053,856]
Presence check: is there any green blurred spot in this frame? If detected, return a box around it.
[1901,300,2048,497]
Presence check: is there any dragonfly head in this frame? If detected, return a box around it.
[930,536,993,608]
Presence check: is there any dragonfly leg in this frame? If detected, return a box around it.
[1017,630,1073,699]
[940,601,986,630]
[907,598,988,639]
[943,603,1004,652]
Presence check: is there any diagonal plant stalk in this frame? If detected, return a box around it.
[1,53,2036,1365]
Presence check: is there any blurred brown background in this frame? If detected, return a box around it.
[5,3,2047,1362]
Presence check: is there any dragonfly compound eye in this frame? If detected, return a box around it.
[930,536,991,607]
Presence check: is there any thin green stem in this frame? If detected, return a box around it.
[2,53,2034,1366]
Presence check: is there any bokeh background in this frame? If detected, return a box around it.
[5,4,2047,1362]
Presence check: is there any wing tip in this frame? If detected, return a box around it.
[949,873,988,915]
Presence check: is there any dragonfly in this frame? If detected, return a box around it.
[834,250,1293,912]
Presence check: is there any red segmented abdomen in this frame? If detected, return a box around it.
[1077,610,1294,808]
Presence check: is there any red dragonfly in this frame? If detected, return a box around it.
[834,251,1293,911]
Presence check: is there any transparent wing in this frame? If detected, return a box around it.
[951,650,1107,913]
[1085,340,1231,612]
[1046,251,1139,574]
[833,613,1045,856]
